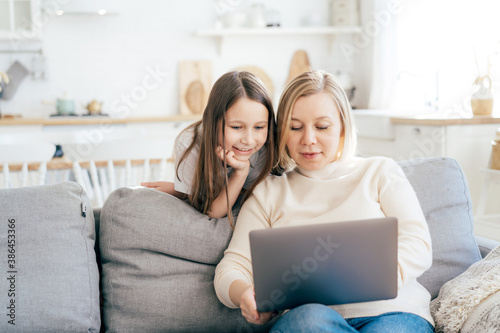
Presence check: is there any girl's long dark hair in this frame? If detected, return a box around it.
[175,71,279,227]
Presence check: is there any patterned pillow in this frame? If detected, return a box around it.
[431,245,500,333]
[461,290,500,333]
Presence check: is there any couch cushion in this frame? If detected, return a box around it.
[0,181,101,333]
[99,187,275,333]
[399,157,482,299]
[430,244,500,332]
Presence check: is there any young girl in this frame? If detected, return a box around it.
[141,71,279,225]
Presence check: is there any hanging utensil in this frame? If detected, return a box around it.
[1,60,30,100]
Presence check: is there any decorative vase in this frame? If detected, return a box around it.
[471,75,494,116]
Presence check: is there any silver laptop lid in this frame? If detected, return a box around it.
[249,217,398,312]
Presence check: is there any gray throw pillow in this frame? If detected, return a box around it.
[0,181,101,333]
[99,187,276,333]
[399,157,482,299]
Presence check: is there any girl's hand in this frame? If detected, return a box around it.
[141,181,172,192]
[216,146,250,173]
[140,181,187,200]
[240,286,276,325]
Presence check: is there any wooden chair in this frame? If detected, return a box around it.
[61,139,175,206]
[0,157,174,207]
[0,137,176,206]
[0,142,57,188]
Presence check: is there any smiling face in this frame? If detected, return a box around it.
[285,92,343,170]
[219,97,269,161]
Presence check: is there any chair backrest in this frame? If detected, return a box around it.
[0,138,176,206]
[59,139,175,207]
[0,143,57,189]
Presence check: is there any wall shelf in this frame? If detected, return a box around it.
[195,26,362,37]
[195,26,362,54]
[0,114,202,126]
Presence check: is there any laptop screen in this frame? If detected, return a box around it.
[249,217,398,312]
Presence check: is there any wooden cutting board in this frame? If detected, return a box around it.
[235,65,274,100]
[179,61,212,115]
[286,50,311,86]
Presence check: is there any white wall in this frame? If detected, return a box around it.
[0,0,371,119]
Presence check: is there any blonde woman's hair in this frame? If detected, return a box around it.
[276,70,357,170]
[175,71,279,227]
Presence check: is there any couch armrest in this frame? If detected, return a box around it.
[475,235,500,258]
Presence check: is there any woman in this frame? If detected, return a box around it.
[214,70,434,332]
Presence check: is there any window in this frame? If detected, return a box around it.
[386,0,500,114]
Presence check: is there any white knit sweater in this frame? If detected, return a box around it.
[214,156,434,325]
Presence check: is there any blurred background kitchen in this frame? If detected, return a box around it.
[1,0,500,239]
[0,0,368,117]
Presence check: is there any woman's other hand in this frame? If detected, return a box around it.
[240,286,276,325]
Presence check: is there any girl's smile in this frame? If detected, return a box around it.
[232,147,255,155]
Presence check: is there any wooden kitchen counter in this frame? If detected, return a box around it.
[3,113,499,127]
[0,114,201,126]
[390,114,500,126]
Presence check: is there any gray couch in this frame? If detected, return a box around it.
[0,157,498,333]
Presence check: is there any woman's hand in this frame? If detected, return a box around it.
[240,286,276,325]
[216,146,250,173]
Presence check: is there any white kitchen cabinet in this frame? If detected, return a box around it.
[355,112,500,240]
[393,124,499,219]
[357,124,447,160]
[474,168,500,241]
[0,123,42,134]
[0,0,40,40]
[0,116,198,160]
[392,125,446,160]
[354,112,500,219]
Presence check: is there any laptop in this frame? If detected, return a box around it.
[249,217,398,312]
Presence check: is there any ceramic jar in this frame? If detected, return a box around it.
[471,75,494,116]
